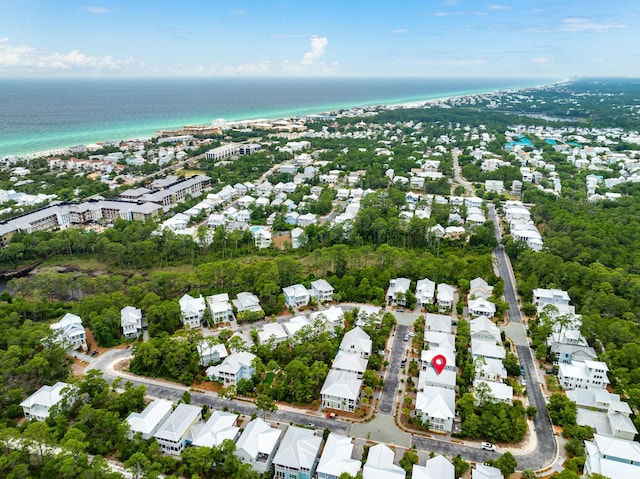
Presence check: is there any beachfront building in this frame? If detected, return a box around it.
[153,403,202,456]
[20,382,73,421]
[272,425,322,479]
[50,313,86,350]
[234,418,283,474]
[121,306,143,339]
[126,399,173,440]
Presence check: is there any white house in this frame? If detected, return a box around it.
[421,349,456,373]
[234,418,282,474]
[475,357,508,383]
[316,433,361,479]
[415,278,435,306]
[339,326,372,358]
[472,464,504,479]
[197,340,228,366]
[121,306,143,339]
[436,284,456,311]
[418,366,457,391]
[206,293,235,324]
[584,434,640,479]
[471,338,506,360]
[232,292,263,314]
[332,351,368,379]
[468,297,497,317]
[154,403,202,456]
[412,455,455,479]
[470,316,501,343]
[363,444,406,479]
[253,228,272,249]
[126,398,174,440]
[310,306,345,331]
[473,379,513,405]
[258,322,288,345]
[272,426,322,479]
[532,288,571,310]
[179,294,206,329]
[298,213,317,228]
[469,277,493,300]
[283,315,313,339]
[425,313,452,334]
[291,227,306,249]
[355,305,382,327]
[20,382,72,421]
[50,313,86,350]
[424,331,456,353]
[559,360,610,390]
[283,284,311,309]
[206,351,256,385]
[415,386,456,433]
[387,278,411,305]
[191,410,239,448]
[311,279,334,303]
[321,370,362,412]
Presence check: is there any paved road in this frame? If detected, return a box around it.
[377,324,408,415]
[494,245,523,324]
[452,148,476,196]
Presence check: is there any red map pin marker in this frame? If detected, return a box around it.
[432,354,447,375]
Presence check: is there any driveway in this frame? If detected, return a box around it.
[378,325,408,415]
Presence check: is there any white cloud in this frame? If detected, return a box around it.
[392,29,409,33]
[559,17,627,32]
[488,4,511,10]
[302,35,328,65]
[0,37,135,72]
[533,57,550,63]
[81,6,111,14]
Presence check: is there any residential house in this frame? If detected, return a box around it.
[421,349,456,373]
[424,331,456,353]
[120,306,143,339]
[472,464,504,479]
[363,444,406,479]
[179,294,206,329]
[253,228,272,249]
[206,351,256,385]
[191,411,239,448]
[258,322,288,345]
[473,379,513,405]
[339,326,372,358]
[316,433,361,479]
[154,404,202,456]
[332,351,368,379]
[206,293,235,324]
[468,297,497,317]
[298,213,317,228]
[283,315,313,339]
[475,357,508,383]
[126,399,174,440]
[387,278,411,305]
[234,418,283,474]
[418,366,457,391]
[50,313,86,350]
[197,340,228,367]
[436,284,456,311]
[415,278,435,306]
[272,426,322,479]
[471,338,506,360]
[547,330,597,364]
[425,313,452,334]
[559,360,610,390]
[584,434,640,479]
[532,288,571,310]
[412,455,455,479]
[283,284,311,309]
[321,370,362,412]
[232,292,263,314]
[291,227,306,249]
[20,382,72,421]
[470,316,501,343]
[355,305,382,327]
[227,331,254,352]
[310,306,345,331]
[311,279,334,303]
[415,386,456,433]
[469,278,493,300]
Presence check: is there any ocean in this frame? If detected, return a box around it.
[0,77,553,157]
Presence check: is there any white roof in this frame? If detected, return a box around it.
[126,399,173,437]
[51,313,83,333]
[388,277,411,297]
[259,323,288,344]
[333,351,368,375]
[586,434,640,478]
[197,341,228,360]
[421,348,456,369]
[363,444,406,479]
[282,283,309,298]
[416,387,455,420]
[154,403,201,442]
[235,418,282,459]
[20,382,70,411]
[340,326,372,355]
[273,425,322,471]
[179,294,205,314]
[316,433,361,477]
[321,370,362,401]
[424,331,456,352]
[121,306,142,326]
[310,306,344,326]
[208,351,256,378]
[283,315,312,338]
[425,313,452,333]
[436,283,455,301]
[470,316,500,342]
[473,380,513,403]
[472,464,504,479]
[468,297,496,315]
[191,410,239,448]
[418,367,457,390]
[311,278,334,292]
[412,455,455,479]
[471,338,506,359]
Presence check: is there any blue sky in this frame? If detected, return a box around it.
[0,0,638,78]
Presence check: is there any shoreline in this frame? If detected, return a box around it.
[2,78,564,160]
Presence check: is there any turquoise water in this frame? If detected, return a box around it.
[0,77,556,157]
[505,136,534,151]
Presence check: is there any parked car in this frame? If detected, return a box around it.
[403,334,409,341]
[481,442,496,451]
